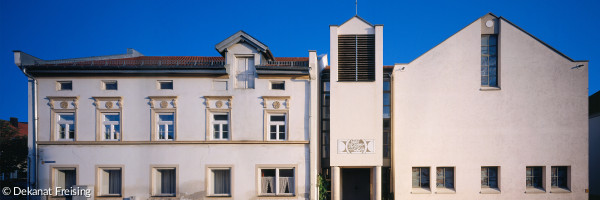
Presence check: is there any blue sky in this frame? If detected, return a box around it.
[1,0,598,122]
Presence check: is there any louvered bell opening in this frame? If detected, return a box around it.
[338,34,375,82]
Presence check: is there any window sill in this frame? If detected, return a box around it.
[411,188,431,194]
[550,188,571,193]
[525,188,546,193]
[480,188,501,194]
[152,194,176,197]
[435,188,456,194]
[257,194,296,198]
[480,87,501,91]
[206,195,232,197]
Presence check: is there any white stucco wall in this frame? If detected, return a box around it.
[392,17,588,199]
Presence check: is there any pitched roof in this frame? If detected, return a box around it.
[215,30,274,60]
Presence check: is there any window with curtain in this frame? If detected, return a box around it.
[260,168,295,196]
[55,168,76,193]
[436,167,454,189]
[99,168,121,196]
[211,169,231,196]
[481,166,498,189]
[412,167,430,189]
[154,168,176,196]
[212,113,229,140]
[157,113,174,140]
[269,114,286,140]
[103,113,120,141]
[57,113,75,140]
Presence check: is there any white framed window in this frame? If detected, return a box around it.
[268,113,287,140]
[152,167,176,196]
[53,167,76,195]
[235,56,255,89]
[211,113,229,140]
[157,113,175,140]
[158,80,173,90]
[209,168,231,196]
[56,113,75,141]
[102,80,118,90]
[97,168,122,196]
[102,113,120,141]
[260,168,295,196]
[57,81,72,91]
[270,81,285,90]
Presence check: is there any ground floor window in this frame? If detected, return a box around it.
[260,168,295,195]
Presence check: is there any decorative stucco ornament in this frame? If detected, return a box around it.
[273,101,281,109]
[160,101,168,108]
[105,101,113,109]
[216,100,223,108]
[60,101,68,109]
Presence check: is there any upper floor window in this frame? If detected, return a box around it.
[57,81,72,91]
[158,80,173,90]
[211,113,229,140]
[103,80,118,90]
[412,167,430,190]
[102,113,120,141]
[270,81,285,90]
[481,35,498,87]
[269,114,287,140]
[436,167,454,190]
[338,34,375,81]
[551,166,569,191]
[236,57,255,89]
[157,113,175,141]
[481,166,499,189]
[57,113,75,141]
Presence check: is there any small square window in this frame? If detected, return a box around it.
[209,168,231,196]
[526,166,543,190]
[153,168,176,196]
[58,81,72,91]
[436,167,454,190]
[481,166,499,189]
[271,81,285,90]
[98,168,122,196]
[158,80,173,90]
[103,80,118,90]
[412,167,430,190]
[551,166,569,190]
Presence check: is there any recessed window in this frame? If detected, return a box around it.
[270,81,285,90]
[551,166,569,190]
[158,80,173,90]
[481,35,498,87]
[103,80,118,90]
[481,166,499,189]
[412,167,430,189]
[56,113,75,141]
[153,168,176,196]
[209,168,231,196]
[102,113,120,141]
[54,168,76,194]
[268,114,287,140]
[211,113,229,140]
[260,168,295,196]
[157,113,174,140]
[98,168,122,196]
[436,167,454,190]
[526,166,543,190]
[58,81,73,91]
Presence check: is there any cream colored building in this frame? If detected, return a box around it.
[14,13,588,200]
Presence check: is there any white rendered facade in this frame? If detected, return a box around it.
[14,13,589,200]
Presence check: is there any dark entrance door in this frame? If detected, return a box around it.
[341,168,371,200]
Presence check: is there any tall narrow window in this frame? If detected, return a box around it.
[481,35,498,87]
[412,167,430,189]
[436,167,454,189]
[57,113,75,141]
[98,168,122,196]
[551,166,568,190]
[102,113,120,141]
[481,166,499,189]
[526,166,543,190]
[157,113,174,140]
[338,34,375,81]
[260,168,295,196]
[210,168,231,196]
[269,114,286,140]
[236,57,255,89]
[212,113,229,140]
[153,168,176,196]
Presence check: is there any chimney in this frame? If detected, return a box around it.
[9,117,18,128]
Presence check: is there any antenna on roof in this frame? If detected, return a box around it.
[355,0,358,16]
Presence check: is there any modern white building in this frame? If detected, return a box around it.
[14,13,588,200]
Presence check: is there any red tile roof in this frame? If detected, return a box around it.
[42,56,309,66]
[274,57,309,62]
[16,122,27,137]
